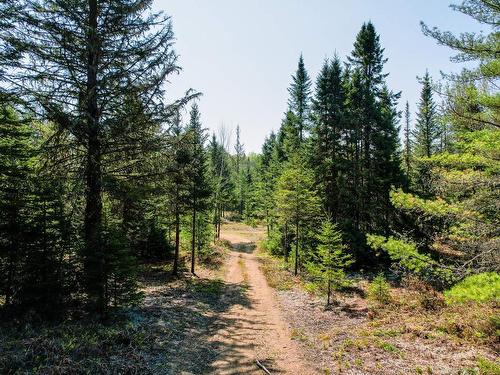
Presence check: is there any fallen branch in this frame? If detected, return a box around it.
[256,359,272,375]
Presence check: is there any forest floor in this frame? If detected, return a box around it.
[0,222,311,374]
[0,221,497,374]
[258,242,499,374]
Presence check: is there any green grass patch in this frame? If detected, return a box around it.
[477,357,500,375]
[445,272,500,305]
[190,279,225,296]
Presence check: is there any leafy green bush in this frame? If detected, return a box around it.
[444,272,500,305]
[261,229,283,256]
[368,273,391,304]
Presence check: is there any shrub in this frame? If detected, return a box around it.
[368,273,391,305]
[261,229,283,256]
[444,272,500,305]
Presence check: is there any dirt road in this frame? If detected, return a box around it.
[209,222,313,375]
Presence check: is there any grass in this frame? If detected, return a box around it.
[445,272,500,305]
[258,252,296,291]
[477,357,500,375]
[0,318,155,374]
[376,340,401,355]
[190,278,225,297]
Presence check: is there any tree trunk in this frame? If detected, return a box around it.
[327,278,331,306]
[266,209,270,236]
[217,203,222,239]
[173,205,180,276]
[83,0,104,315]
[294,221,299,276]
[191,200,196,274]
[283,222,288,264]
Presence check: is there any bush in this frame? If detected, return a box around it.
[444,272,500,305]
[261,229,283,256]
[368,273,391,305]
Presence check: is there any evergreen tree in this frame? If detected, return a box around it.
[186,103,211,274]
[280,110,301,160]
[234,125,245,216]
[275,154,321,275]
[0,108,73,317]
[345,22,403,250]
[5,0,198,314]
[421,0,499,130]
[209,131,234,240]
[371,87,404,234]
[255,133,279,235]
[403,101,412,179]
[414,71,439,158]
[306,219,353,305]
[168,114,192,276]
[311,57,345,217]
[0,107,33,308]
[288,54,312,143]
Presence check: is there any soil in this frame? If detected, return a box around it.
[209,223,313,374]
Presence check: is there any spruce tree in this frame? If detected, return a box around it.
[288,54,312,143]
[371,87,404,234]
[168,113,192,276]
[186,103,211,274]
[0,107,33,308]
[311,57,345,217]
[234,125,245,216]
[6,0,197,313]
[275,153,320,275]
[307,219,353,305]
[414,71,439,158]
[209,132,234,240]
[336,21,404,259]
[403,101,412,178]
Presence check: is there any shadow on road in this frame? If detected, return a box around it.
[231,242,256,254]
[132,266,268,374]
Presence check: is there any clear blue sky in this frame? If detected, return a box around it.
[154,0,482,153]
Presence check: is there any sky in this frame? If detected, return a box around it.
[154,0,483,153]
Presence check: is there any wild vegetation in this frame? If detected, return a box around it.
[0,0,498,374]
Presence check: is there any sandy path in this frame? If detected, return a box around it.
[208,223,314,375]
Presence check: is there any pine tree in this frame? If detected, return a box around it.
[414,71,439,158]
[186,103,211,274]
[6,0,197,313]
[311,57,345,217]
[345,22,403,246]
[209,131,234,240]
[401,101,412,184]
[288,54,312,143]
[421,0,499,129]
[307,219,353,305]
[234,125,245,216]
[0,107,33,308]
[275,153,321,275]
[168,113,192,276]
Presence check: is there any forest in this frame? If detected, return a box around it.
[0,0,498,374]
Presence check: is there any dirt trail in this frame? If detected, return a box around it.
[209,223,313,375]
